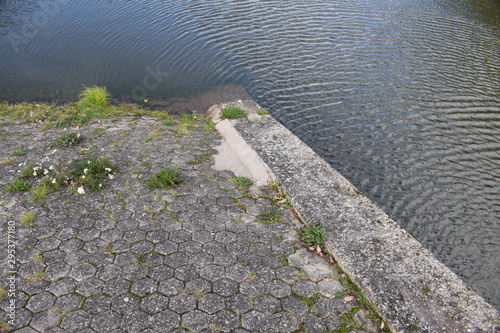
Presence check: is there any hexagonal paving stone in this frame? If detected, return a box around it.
[89,310,121,332]
[150,309,180,331]
[226,294,253,314]
[140,293,170,314]
[255,294,282,314]
[164,252,189,268]
[131,277,158,296]
[181,310,209,331]
[158,278,184,296]
[84,294,112,314]
[168,293,196,314]
[60,310,92,331]
[198,293,225,314]
[68,262,97,281]
[200,264,225,282]
[76,277,104,297]
[292,280,318,297]
[268,279,292,298]
[102,278,131,297]
[213,278,239,297]
[25,292,56,313]
[241,310,270,332]
[121,310,150,332]
[212,309,240,332]
[271,312,300,333]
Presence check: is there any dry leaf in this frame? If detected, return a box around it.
[380,321,385,329]
[344,295,355,302]
[309,246,316,251]
[316,245,322,253]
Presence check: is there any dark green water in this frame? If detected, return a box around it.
[1,0,499,309]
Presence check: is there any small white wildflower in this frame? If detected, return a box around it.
[33,171,37,177]
[77,133,81,138]
[44,169,49,175]
[87,160,91,164]
[105,168,111,172]
[99,183,102,188]
[81,175,85,179]
[83,168,88,174]
[49,165,54,170]
[52,178,57,184]
[108,174,114,180]
[33,166,40,171]
[77,187,85,194]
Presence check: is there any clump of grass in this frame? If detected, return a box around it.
[257,109,270,115]
[6,179,31,192]
[69,155,117,191]
[147,168,182,189]
[54,133,83,146]
[229,176,253,189]
[203,122,216,131]
[14,149,26,156]
[25,271,48,283]
[162,120,174,126]
[78,86,111,108]
[301,224,326,249]
[220,106,247,119]
[20,211,36,227]
[29,185,49,201]
[256,209,281,224]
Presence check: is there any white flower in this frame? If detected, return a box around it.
[108,174,114,180]
[52,179,57,184]
[105,168,111,172]
[77,133,81,138]
[77,187,85,194]
[44,169,49,175]
[49,165,54,170]
[99,184,102,188]
[33,171,37,177]
[33,166,40,171]
[87,160,91,165]
[83,168,88,174]
[81,175,85,179]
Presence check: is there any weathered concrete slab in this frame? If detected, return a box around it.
[208,100,500,332]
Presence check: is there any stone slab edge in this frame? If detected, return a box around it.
[207,100,500,333]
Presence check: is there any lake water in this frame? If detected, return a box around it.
[1,0,499,309]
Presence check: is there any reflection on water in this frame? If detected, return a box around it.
[0,0,499,308]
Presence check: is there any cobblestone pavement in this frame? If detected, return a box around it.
[0,117,375,332]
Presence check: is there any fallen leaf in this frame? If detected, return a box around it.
[309,246,316,251]
[329,256,336,264]
[380,321,385,329]
[344,295,355,302]
[316,245,322,254]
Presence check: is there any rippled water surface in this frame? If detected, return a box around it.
[1,0,499,308]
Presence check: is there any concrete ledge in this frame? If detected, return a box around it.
[207,100,500,332]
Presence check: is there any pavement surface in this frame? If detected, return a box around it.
[0,115,378,332]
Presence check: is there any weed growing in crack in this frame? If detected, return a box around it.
[147,168,182,189]
[69,155,117,191]
[20,212,36,227]
[54,132,83,146]
[220,106,247,119]
[256,209,281,224]
[5,178,31,192]
[229,176,253,189]
[301,224,326,250]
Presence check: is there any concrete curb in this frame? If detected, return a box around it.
[207,100,500,332]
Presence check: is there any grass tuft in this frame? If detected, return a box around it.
[6,179,31,192]
[78,86,111,108]
[256,209,281,224]
[147,168,182,189]
[54,133,83,146]
[220,106,247,119]
[20,212,37,227]
[229,176,253,188]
